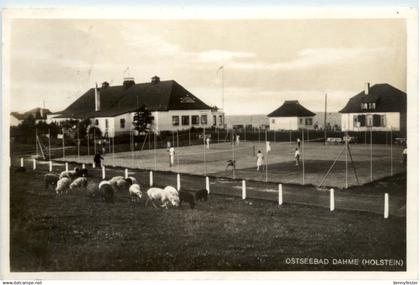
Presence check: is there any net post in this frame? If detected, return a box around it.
[49,160,53,172]
[384,193,389,219]
[102,166,106,179]
[82,163,85,169]
[65,162,69,172]
[125,168,128,179]
[20,157,24,167]
[92,162,95,168]
[33,158,36,170]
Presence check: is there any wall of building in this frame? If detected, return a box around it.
[312,112,341,130]
[269,117,298,130]
[341,112,401,131]
[155,109,224,132]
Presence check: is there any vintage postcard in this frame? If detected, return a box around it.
[1,6,418,281]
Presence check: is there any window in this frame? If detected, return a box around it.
[367,115,373,127]
[219,115,223,126]
[213,115,217,126]
[299,118,303,124]
[305,118,313,126]
[361,103,368,110]
[358,115,366,127]
[380,115,387,127]
[271,119,275,124]
[192,115,199,125]
[105,119,109,129]
[353,115,359,127]
[201,115,207,125]
[95,119,99,126]
[120,119,126,129]
[182,115,190,126]
[172,116,179,126]
[368,103,376,110]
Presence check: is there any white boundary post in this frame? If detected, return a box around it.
[384,193,389,219]
[206,176,210,194]
[102,166,106,179]
[82,163,85,169]
[49,161,53,172]
[242,180,246,200]
[125,168,128,179]
[278,184,283,206]
[33,159,36,170]
[65,162,69,172]
[92,162,95,168]
[177,173,181,190]
[330,188,335,212]
[149,171,153,187]
[20,157,24,167]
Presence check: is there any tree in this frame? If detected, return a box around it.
[132,104,154,135]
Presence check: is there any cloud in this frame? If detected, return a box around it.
[228,47,392,70]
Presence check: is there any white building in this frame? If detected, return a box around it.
[339,83,407,132]
[48,76,224,137]
[267,100,316,130]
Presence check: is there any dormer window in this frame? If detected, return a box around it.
[361,103,368,110]
[361,102,376,110]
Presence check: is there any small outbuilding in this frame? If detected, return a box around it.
[267,100,316,130]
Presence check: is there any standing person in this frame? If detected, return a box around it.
[205,136,210,149]
[93,152,104,168]
[402,147,407,167]
[168,146,175,167]
[297,138,301,148]
[294,148,301,166]
[256,150,264,171]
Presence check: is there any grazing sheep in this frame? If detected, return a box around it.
[44,173,59,190]
[109,176,132,192]
[59,167,80,179]
[179,190,195,209]
[86,181,100,198]
[146,187,180,209]
[55,177,72,195]
[195,189,208,202]
[69,177,88,192]
[127,176,138,184]
[129,184,142,203]
[98,180,114,203]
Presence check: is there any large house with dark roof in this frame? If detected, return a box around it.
[267,100,316,130]
[48,76,224,137]
[339,83,406,132]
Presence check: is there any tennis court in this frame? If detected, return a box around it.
[58,139,405,188]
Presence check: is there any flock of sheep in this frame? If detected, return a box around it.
[43,167,208,209]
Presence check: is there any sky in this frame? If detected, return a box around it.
[8,18,406,115]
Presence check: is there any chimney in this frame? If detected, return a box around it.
[102,81,109,89]
[123,77,135,89]
[364,82,370,95]
[151,75,160,84]
[95,82,100,112]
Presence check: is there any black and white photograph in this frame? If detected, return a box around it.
[0,6,418,280]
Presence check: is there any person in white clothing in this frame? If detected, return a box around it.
[168,146,175,167]
[206,137,210,150]
[294,148,301,166]
[256,150,264,171]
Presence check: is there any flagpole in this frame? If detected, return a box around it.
[222,67,224,111]
[48,128,51,159]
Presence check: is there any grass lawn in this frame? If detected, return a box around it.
[10,168,406,271]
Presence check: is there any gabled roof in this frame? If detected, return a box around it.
[339,83,406,113]
[56,79,212,119]
[10,112,25,120]
[267,100,315,117]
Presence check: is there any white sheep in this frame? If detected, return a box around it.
[146,187,180,209]
[69,177,88,192]
[98,180,114,203]
[109,176,132,192]
[129,183,142,203]
[55,177,72,195]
